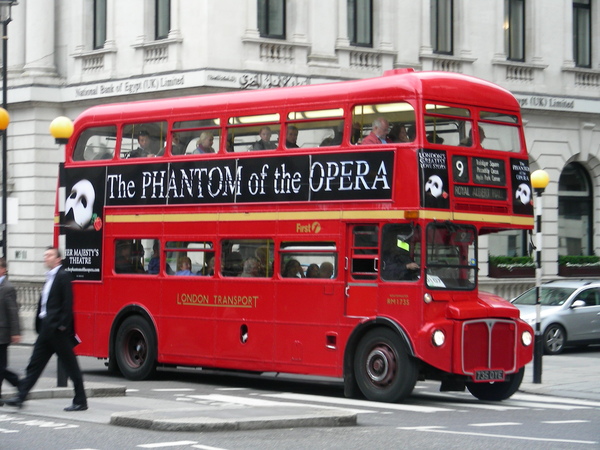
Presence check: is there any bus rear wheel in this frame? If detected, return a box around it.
[115,316,157,380]
[466,367,524,401]
[354,328,417,403]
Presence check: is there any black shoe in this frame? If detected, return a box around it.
[4,397,23,408]
[64,403,88,412]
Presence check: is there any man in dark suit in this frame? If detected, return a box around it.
[0,258,21,405]
[5,247,87,411]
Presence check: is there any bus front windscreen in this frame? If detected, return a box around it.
[425,222,477,290]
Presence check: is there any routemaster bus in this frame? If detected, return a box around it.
[55,68,534,403]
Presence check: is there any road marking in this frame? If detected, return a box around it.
[396,427,598,445]
[542,420,590,424]
[512,393,600,408]
[503,400,590,410]
[0,427,19,433]
[137,442,198,448]
[417,393,525,411]
[264,392,453,413]
[152,388,195,392]
[469,422,521,427]
[191,445,230,450]
[216,387,247,391]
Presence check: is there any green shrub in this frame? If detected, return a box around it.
[489,255,534,267]
[558,255,600,266]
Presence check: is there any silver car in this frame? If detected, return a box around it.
[511,280,600,355]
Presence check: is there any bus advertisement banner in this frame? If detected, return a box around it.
[104,151,394,206]
[60,165,106,281]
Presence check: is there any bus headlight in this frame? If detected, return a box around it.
[423,293,433,304]
[521,330,533,346]
[432,329,445,347]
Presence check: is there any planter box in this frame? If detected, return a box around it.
[558,265,600,277]
[489,265,535,278]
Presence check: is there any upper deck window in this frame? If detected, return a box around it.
[172,118,221,155]
[353,102,416,145]
[348,0,373,47]
[121,122,167,159]
[73,125,117,161]
[425,104,472,146]
[478,111,520,152]
[258,0,286,40]
[286,108,345,148]
[228,113,280,152]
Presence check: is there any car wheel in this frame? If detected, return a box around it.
[543,323,566,355]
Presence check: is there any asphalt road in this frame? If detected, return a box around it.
[1,345,599,450]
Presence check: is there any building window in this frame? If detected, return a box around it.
[93,0,107,49]
[431,0,453,54]
[348,0,373,47]
[155,0,170,40]
[573,0,592,68]
[558,163,593,256]
[505,0,525,61]
[258,0,286,39]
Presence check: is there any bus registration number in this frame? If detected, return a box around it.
[474,370,505,382]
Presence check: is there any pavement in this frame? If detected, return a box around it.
[2,322,598,432]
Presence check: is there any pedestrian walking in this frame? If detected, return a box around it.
[5,247,87,411]
[0,257,21,406]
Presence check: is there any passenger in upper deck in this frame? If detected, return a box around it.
[388,123,414,143]
[251,127,277,150]
[128,130,154,158]
[193,131,216,154]
[285,126,299,148]
[361,117,391,145]
[460,126,486,147]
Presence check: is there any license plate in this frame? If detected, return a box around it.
[474,369,505,382]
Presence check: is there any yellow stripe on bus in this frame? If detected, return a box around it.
[101,210,533,226]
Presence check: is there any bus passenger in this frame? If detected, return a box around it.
[241,257,261,277]
[361,118,391,145]
[285,126,299,148]
[318,262,334,279]
[171,134,186,155]
[115,241,142,273]
[251,127,277,150]
[426,131,444,144]
[128,130,153,158]
[147,241,160,274]
[283,259,304,278]
[193,132,216,154]
[460,126,486,147]
[388,123,412,143]
[222,252,243,276]
[175,256,193,276]
[306,263,320,278]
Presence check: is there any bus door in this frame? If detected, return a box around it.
[345,225,379,317]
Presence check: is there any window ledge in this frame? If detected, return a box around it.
[419,53,476,72]
[132,37,183,50]
[562,66,600,88]
[492,59,548,82]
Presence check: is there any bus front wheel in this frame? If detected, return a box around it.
[466,367,524,401]
[115,316,157,380]
[354,328,417,403]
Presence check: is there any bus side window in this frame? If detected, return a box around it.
[121,122,167,158]
[72,126,117,161]
[114,239,155,274]
[280,242,337,279]
[165,241,214,276]
[221,239,274,277]
[352,102,415,145]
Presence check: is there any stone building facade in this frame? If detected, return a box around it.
[2,0,600,299]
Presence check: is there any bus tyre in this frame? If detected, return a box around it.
[466,367,524,401]
[115,316,157,380]
[354,328,417,403]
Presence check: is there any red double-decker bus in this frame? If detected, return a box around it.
[55,69,534,402]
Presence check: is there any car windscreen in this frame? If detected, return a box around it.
[512,287,576,306]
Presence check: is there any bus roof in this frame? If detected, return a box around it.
[72,70,520,127]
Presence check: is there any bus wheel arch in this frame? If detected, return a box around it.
[345,320,417,402]
[111,307,158,380]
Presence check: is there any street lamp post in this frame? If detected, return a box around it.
[531,169,550,384]
[49,115,74,388]
[0,0,16,259]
